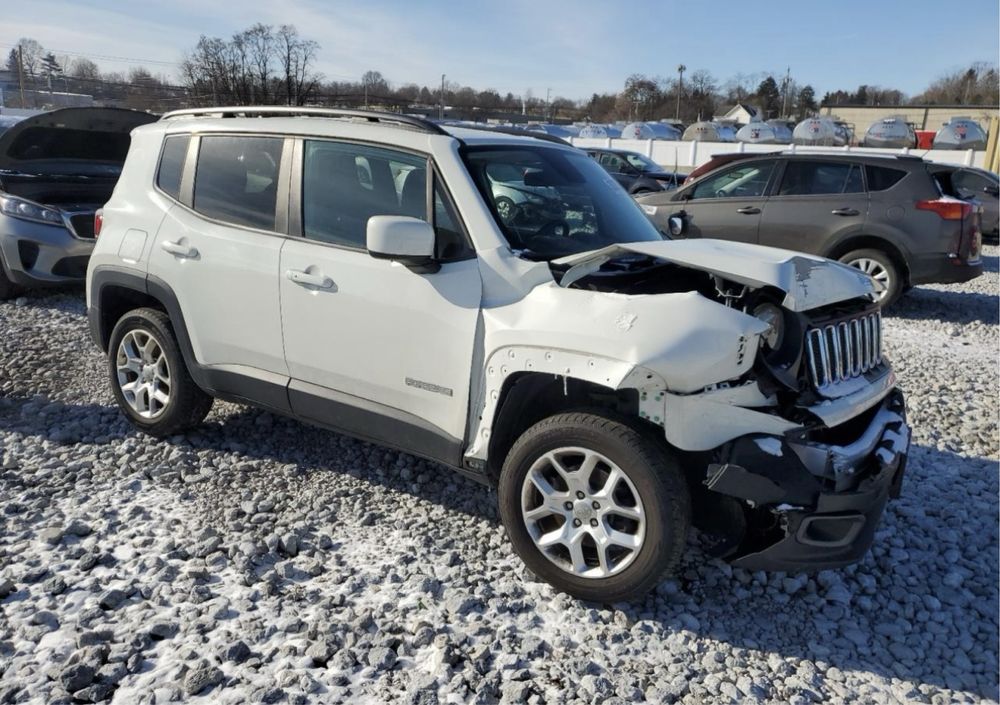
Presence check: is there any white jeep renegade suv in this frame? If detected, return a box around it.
[86,107,910,601]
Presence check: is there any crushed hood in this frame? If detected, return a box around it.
[553,238,875,312]
[0,107,157,175]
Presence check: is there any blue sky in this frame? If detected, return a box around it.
[2,0,998,101]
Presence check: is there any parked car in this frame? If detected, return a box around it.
[485,162,565,226]
[636,152,983,303]
[0,107,157,299]
[88,107,909,601]
[929,165,999,241]
[586,149,685,194]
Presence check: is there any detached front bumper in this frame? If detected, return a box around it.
[704,390,909,572]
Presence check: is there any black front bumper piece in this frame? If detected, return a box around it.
[704,390,909,572]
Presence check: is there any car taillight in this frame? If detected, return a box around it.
[915,198,970,221]
[94,209,103,238]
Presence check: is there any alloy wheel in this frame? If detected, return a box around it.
[115,329,171,419]
[520,447,646,578]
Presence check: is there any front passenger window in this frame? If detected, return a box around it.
[302,141,426,248]
[690,161,775,200]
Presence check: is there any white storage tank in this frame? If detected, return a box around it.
[736,121,783,144]
[766,119,794,143]
[793,117,850,146]
[682,121,735,142]
[933,117,988,150]
[863,116,916,148]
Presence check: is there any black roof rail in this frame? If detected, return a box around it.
[449,124,572,146]
[159,106,449,136]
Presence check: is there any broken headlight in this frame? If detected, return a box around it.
[753,302,785,350]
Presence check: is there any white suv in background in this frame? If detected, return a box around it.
[87,107,910,601]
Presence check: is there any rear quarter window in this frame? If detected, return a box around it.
[865,165,907,192]
[156,135,190,201]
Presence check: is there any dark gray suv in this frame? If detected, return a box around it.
[636,153,984,303]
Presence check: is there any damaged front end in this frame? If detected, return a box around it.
[702,390,909,570]
[550,240,910,571]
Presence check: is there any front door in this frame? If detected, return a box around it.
[279,139,482,462]
[665,159,778,244]
[759,159,869,255]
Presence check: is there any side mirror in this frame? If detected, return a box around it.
[667,215,686,237]
[367,216,439,273]
[984,185,999,197]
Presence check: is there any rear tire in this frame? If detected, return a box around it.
[498,412,690,602]
[838,248,902,305]
[108,307,213,437]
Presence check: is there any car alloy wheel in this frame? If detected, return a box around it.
[115,329,171,419]
[520,446,646,578]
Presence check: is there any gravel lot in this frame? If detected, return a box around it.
[1,248,997,705]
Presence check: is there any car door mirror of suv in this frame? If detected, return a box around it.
[367,216,440,273]
[667,215,686,237]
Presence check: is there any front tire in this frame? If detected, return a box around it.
[498,412,690,602]
[838,248,902,305]
[108,307,213,437]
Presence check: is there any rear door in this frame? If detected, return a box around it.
[147,134,290,386]
[662,159,778,244]
[758,159,868,255]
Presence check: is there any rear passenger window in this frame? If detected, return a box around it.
[193,136,284,231]
[865,165,907,192]
[156,135,190,201]
[302,140,425,248]
[778,161,863,196]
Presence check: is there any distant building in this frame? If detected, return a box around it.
[714,103,762,126]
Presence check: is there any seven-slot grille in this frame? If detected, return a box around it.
[805,311,882,390]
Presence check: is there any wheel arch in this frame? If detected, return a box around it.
[824,234,911,286]
[484,370,656,483]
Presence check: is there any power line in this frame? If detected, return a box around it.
[0,42,181,67]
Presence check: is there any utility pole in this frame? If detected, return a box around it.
[439,74,445,120]
[675,64,686,121]
[781,66,791,118]
[16,46,26,109]
[546,87,551,121]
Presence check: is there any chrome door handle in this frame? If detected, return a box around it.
[286,269,333,289]
[831,208,860,216]
[160,240,198,258]
[736,206,761,215]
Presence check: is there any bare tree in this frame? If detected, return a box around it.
[276,25,321,105]
[14,38,43,76]
[69,57,101,81]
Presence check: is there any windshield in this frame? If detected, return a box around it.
[463,146,664,260]
[624,153,660,172]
